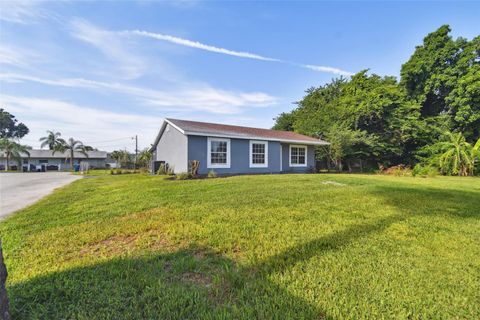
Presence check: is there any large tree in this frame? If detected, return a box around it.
[400,25,480,140]
[287,71,420,166]
[0,109,29,139]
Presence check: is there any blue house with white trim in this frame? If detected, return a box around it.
[151,118,329,175]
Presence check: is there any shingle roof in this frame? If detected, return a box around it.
[0,149,107,159]
[165,118,328,145]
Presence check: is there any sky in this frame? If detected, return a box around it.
[1,1,479,152]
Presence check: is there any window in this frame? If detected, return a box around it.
[39,159,49,164]
[207,137,230,168]
[249,140,268,168]
[289,145,307,167]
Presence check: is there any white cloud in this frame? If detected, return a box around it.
[1,94,162,151]
[0,44,32,67]
[0,0,56,24]
[70,19,148,79]
[0,73,279,114]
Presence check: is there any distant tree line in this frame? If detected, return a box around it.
[273,25,480,175]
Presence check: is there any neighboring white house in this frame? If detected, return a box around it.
[0,149,108,171]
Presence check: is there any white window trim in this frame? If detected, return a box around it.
[207,137,231,169]
[249,140,268,168]
[289,145,307,167]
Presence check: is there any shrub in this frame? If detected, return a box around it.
[175,172,192,180]
[115,169,122,175]
[156,163,167,175]
[110,169,114,175]
[381,165,412,176]
[412,164,439,177]
[207,170,217,178]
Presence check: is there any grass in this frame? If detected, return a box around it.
[0,174,479,319]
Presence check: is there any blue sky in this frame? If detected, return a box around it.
[1,1,479,151]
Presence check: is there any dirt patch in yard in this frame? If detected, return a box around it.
[80,234,138,257]
[180,272,213,287]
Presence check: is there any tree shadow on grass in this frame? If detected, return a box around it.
[9,246,326,319]
[8,213,410,319]
[371,184,480,219]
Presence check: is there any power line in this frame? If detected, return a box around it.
[84,137,134,144]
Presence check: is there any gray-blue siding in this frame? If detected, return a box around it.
[187,135,315,175]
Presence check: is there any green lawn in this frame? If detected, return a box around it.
[1,174,479,319]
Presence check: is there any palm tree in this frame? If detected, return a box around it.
[110,150,123,168]
[120,150,131,168]
[0,138,31,171]
[54,138,89,171]
[138,149,152,169]
[471,137,480,175]
[436,132,473,176]
[39,130,65,150]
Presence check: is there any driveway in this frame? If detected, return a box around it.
[0,172,82,219]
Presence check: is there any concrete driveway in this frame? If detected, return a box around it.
[0,172,82,219]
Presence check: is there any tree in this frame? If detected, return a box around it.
[0,109,29,139]
[110,150,122,168]
[423,132,474,176]
[0,138,31,171]
[138,149,152,169]
[471,137,480,175]
[53,138,89,170]
[39,130,66,150]
[272,112,295,131]
[120,150,132,168]
[279,71,420,166]
[321,124,373,172]
[400,26,480,140]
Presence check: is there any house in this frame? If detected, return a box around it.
[150,118,329,175]
[0,149,108,171]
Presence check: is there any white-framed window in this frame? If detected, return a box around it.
[207,137,230,168]
[249,140,268,168]
[289,145,307,167]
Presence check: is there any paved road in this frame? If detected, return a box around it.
[0,172,82,219]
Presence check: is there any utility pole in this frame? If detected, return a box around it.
[134,135,138,170]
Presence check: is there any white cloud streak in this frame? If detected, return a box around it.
[300,64,354,76]
[70,19,148,79]
[124,29,353,76]
[0,44,35,67]
[70,19,353,77]
[0,73,278,114]
[0,0,57,24]
[127,30,281,62]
